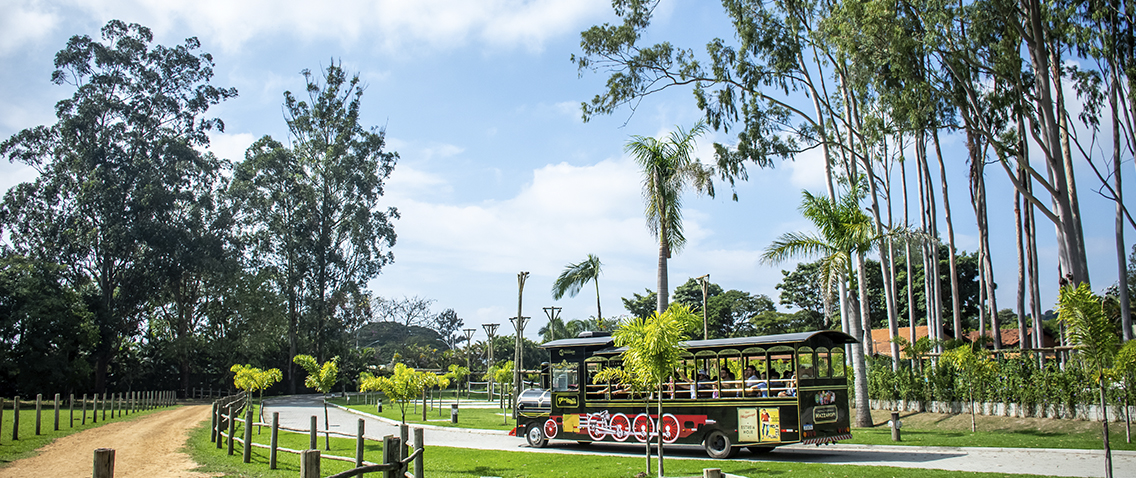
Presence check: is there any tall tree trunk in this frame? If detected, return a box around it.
[1110,58,1133,341]
[657,229,669,314]
[902,157,917,366]
[932,130,962,340]
[1015,187,1029,348]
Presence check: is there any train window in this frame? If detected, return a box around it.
[816,347,831,378]
[831,349,845,377]
[797,347,814,379]
[585,357,607,400]
[551,360,578,392]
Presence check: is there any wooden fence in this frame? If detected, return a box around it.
[1,390,175,442]
[212,394,424,478]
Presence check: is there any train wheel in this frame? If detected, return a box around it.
[587,416,607,441]
[543,418,559,440]
[704,430,737,459]
[659,414,681,444]
[632,413,655,443]
[526,424,547,448]
[610,413,632,441]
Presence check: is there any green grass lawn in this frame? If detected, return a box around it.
[328,396,519,431]
[0,400,168,465]
[187,417,1066,478]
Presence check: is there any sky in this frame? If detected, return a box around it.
[1,0,1132,344]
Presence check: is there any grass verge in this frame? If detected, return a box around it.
[0,401,171,466]
[188,415,1067,478]
[329,397,517,431]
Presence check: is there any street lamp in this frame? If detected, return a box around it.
[462,328,475,396]
[482,323,499,400]
[543,306,563,340]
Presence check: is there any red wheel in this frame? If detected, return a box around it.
[610,413,631,441]
[543,418,558,440]
[659,414,681,443]
[587,414,607,441]
[632,413,655,442]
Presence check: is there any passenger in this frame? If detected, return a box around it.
[778,373,797,397]
[721,370,740,397]
[744,366,767,397]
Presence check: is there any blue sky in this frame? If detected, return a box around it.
[1,0,1131,342]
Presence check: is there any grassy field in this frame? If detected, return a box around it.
[186,417,1067,478]
[0,400,167,465]
[329,395,1136,451]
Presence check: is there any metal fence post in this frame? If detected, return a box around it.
[93,448,115,478]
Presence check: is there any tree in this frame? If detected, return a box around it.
[230,364,282,427]
[359,363,432,424]
[284,62,399,363]
[594,304,699,474]
[762,183,876,428]
[622,289,658,319]
[373,296,434,327]
[941,345,995,432]
[538,315,570,343]
[431,308,463,349]
[552,254,604,319]
[1057,283,1120,478]
[626,122,715,314]
[293,354,339,450]
[0,20,236,392]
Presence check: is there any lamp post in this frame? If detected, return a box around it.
[543,306,563,340]
[482,323,499,401]
[696,274,710,340]
[462,328,475,396]
[511,271,530,419]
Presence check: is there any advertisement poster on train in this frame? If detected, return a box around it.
[738,408,759,442]
[759,407,780,442]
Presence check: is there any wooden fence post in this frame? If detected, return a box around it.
[243,408,253,463]
[101,393,107,421]
[215,402,224,450]
[300,449,320,478]
[0,397,4,443]
[270,412,279,470]
[82,394,87,425]
[309,415,318,450]
[93,448,115,478]
[413,427,424,478]
[381,435,400,478]
[35,394,42,435]
[54,393,60,431]
[355,419,365,476]
[13,396,20,440]
[92,394,98,424]
[210,402,218,443]
[227,404,236,456]
[399,424,408,461]
[69,394,74,428]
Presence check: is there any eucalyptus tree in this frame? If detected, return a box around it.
[552,254,604,319]
[626,123,715,313]
[0,20,236,392]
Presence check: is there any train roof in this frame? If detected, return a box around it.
[541,329,857,352]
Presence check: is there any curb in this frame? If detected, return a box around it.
[327,401,511,436]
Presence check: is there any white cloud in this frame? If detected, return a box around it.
[206,132,256,162]
[786,144,829,191]
[26,0,611,55]
[0,1,58,56]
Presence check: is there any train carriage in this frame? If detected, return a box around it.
[516,330,856,458]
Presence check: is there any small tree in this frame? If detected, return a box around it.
[293,355,338,450]
[593,304,697,477]
[941,345,995,432]
[359,363,432,424]
[1113,341,1136,443]
[1057,283,1119,478]
[485,361,514,424]
[229,364,282,431]
[446,364,471,406]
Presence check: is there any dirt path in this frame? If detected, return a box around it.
[1,404,216,478]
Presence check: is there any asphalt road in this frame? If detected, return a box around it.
[262,395,1135,477]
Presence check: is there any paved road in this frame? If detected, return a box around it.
[263,395,1135,477]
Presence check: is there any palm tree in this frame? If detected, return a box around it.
[761,181,876,428]
[552,254,604,319]
[537,315,569,343]
[626,122,714,313]
[1057,283,1120,478]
